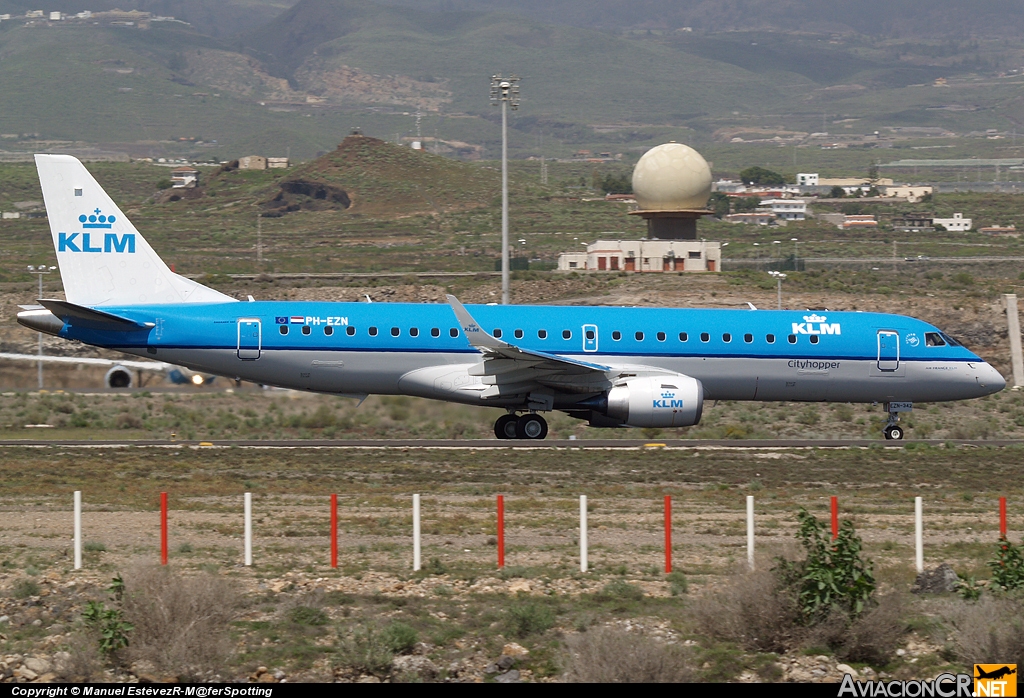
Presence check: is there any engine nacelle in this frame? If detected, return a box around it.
[605,375,704,428]
[104,365,134,389]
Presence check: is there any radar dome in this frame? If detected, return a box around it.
[631,142,712,211]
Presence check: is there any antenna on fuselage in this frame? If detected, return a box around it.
[364,294,372,303]
[747,302,757,310]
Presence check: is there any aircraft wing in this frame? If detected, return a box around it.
[0,352,170,371]
[446,295,609,377]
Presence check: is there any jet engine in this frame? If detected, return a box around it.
[578,375,704,428]
[104,365,134,389]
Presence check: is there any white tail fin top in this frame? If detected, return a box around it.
[35,154,235,307]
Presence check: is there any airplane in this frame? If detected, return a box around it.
[15,154,1005,440]
[0,350,215,388]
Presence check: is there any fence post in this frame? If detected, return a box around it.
[580,495,588,573]
[747,495,755,570]
[161,492,168,566]
[330,493,338,569]
[413,494,421,572]
[74,491,82,571]
[664,495,672,574]
[244,492,252,566]
[497,495,505,569]
[831,496,838,539]
[1000,497,1007,538]
[914,496,923,574]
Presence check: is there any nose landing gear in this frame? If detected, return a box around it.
[494,412,549,440]
[883,403,907,440]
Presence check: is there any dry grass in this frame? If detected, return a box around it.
[808,593,907,665]
[562,626,698,683]
[119,564,239,680]
[691,567,802,653]
[939,595,1024,668]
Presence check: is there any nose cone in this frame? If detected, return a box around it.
[978,363,1006,395]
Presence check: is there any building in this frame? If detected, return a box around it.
[978,225,1017,236]
[893,213,933,232]
[842,215,878,229]
[797,173,819,186]
[48,11,62,20]
[557,239,721,273]
[932,213,972,232]
[238,155,267,170]
[760,199,807,221]
[267,157,290,169]
[724,212,774,226]
[170,167,198,188]
[884,185,933,203]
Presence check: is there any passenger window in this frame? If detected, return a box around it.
[514,329,524,339]
[562,330,572,339]
[346,326,356,336]
[788,334,797,344]
[369,327,378,337]
[586,329,595,340]
[538,329,548,339]
[431,327,440,337]
[657,332,666,342]
[925,332,945,347]
[612,331,621,341]
[410,327,419,337]
[810,335,820,344]
[493,329,502,339]
[302,325,311,336]
[700,332,710,342]
[744,333,753,343]
[722,333,731,343]
[391,327,400,337]
[279,325,288,335]
[766,334,775,344]
[324,326,334,336]
[635,331,644,341]
[450,328,459,338]
[679,332,688,342]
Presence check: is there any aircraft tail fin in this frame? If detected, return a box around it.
[34,154,235,307]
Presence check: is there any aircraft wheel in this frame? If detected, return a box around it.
[884,425,904,440]
[494,414,518,440]
[516,413,548,440]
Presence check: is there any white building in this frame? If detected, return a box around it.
[797,173,819,186]
[49,11,62,20]
[884,185,933,203]
[760,199,807,221]
[933,212,972,232]
[267,157,290,169]
[558,239,721,273]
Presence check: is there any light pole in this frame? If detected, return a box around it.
[768,271,787,310]
[491,74,520,305]
[27,264,56,389]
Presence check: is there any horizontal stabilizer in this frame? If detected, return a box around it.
[0,352,168,371]
[38,299,154,331]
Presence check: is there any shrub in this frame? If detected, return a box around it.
[563,626,698,683]
[940,595,1024,667]
[667,571,688,596]
[119,564,238,680]
[692,567,802,653]
[288,606,329,626]
[503,600,556,639]
[337,625,394,679]
[82,600,133,656]
[807,593,906,665]
[381,622,418,654]
[988,537,1024,592]
[12,579,40,598]
[599,579,644,601]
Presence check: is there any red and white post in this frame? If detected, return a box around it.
[664,495,672,574]
[497,495,505,569]
[160,492,168,566]
[330,494,338,569]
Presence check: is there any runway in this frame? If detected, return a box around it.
[1,438,1022,449]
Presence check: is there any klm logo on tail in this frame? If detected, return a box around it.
[58,209,135,253]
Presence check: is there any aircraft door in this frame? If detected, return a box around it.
[877,330,899,372]
[237,318,261,360]
[582,324,598,352]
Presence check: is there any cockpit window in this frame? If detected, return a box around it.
[925,332,946,347]
[939,332,962,347]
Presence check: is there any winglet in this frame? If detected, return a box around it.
[446,294,507,350]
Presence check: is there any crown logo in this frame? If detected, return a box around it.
[79,208,116,229]
[804,313,827,323]
[661,391,676,399]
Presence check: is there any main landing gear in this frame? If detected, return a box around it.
[494,413,549,440]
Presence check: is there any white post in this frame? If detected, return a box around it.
[579,495,588,573]
[244,492,252,566]
[73,490,82,570]
[413,494,421,572]
[746,495,755,570]
[915,496,923,574]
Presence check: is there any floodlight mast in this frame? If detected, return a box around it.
[491,74,520,305]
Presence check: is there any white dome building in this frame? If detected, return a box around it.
[629,142,713,239]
